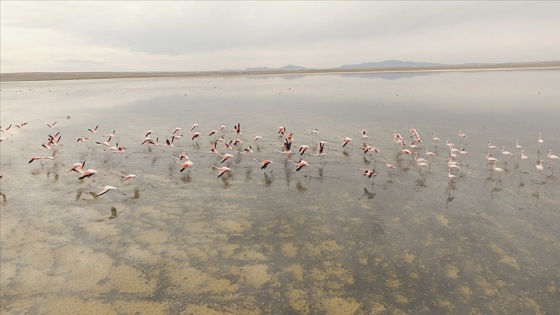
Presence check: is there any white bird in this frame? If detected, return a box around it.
[95,186,124,197]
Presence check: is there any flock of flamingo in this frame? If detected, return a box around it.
[0,119,558,199]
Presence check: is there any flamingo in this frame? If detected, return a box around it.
[315,141,326,156]
[448,170,457,182]
[219,153,234,163]
[360,129,369,140]
[212,166,231,178]
[253,159,273,170]
[78,169,97,179]
[95,137,112,146]
[383,157,395,176]
[1,125,13,133]
[515,140,522,149]
[538,133,543,145]
[425,147,436,158]
[547,150,559,161]
[458,131,468,139]
[67,161,86,173]
[536,160,544,173]
[299,145,309,156]
[501,146,513,158]
[486,151,498,163]
[491,161,506,181]
[118,173,138,181]
[488,140,498,150]
[95,186,125,197]
[358,168,377,178]
[179,160,194,172]
[28,155,55,164]
[520,150,528,161]
[432,132,441,144]
[191,132,201,140]
[290,159,309,171]
[88,125,99,133]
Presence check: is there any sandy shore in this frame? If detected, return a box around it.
[1,61,559,82]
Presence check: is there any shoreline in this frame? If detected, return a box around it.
[1,62,559,82]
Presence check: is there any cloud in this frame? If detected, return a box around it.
[1,1,559,72]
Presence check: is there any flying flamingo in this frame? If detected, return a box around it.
[95,136,112,146]
[341,137,352,148]
[315,141,327,156]
[118,173,138,181]
[78,169,97,179]
[77,137,88,142]
[1,125,13,133]
[212,166,231,178]
[290,159,309,171]
[67,161,86,173]
[88,125,99,133]
[219,153,234,163]
[191,124,199,131]
[47,122,57,128]
[173,127,182,134]
[191,132,201,140]
[28,155,55,164]
[299,145,309,156]
[253,159,273,170]
[95,186,125,197]
[179,160,194,172]
[358,168,377,178]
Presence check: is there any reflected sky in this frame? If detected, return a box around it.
[1,70,560,313]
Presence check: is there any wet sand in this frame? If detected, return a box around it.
[1,70,559,314]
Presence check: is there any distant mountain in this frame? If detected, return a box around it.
[278,65,308,71]
[337,60,445,69]
[222,65,310,72]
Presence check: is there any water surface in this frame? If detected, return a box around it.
[1,70,559,314]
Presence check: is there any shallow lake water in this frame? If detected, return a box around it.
[1,70,560,314]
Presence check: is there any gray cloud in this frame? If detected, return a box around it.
[1,1,559,72]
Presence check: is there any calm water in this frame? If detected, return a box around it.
[1,70,560,314]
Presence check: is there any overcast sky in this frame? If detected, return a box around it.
[1,1,559,73]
